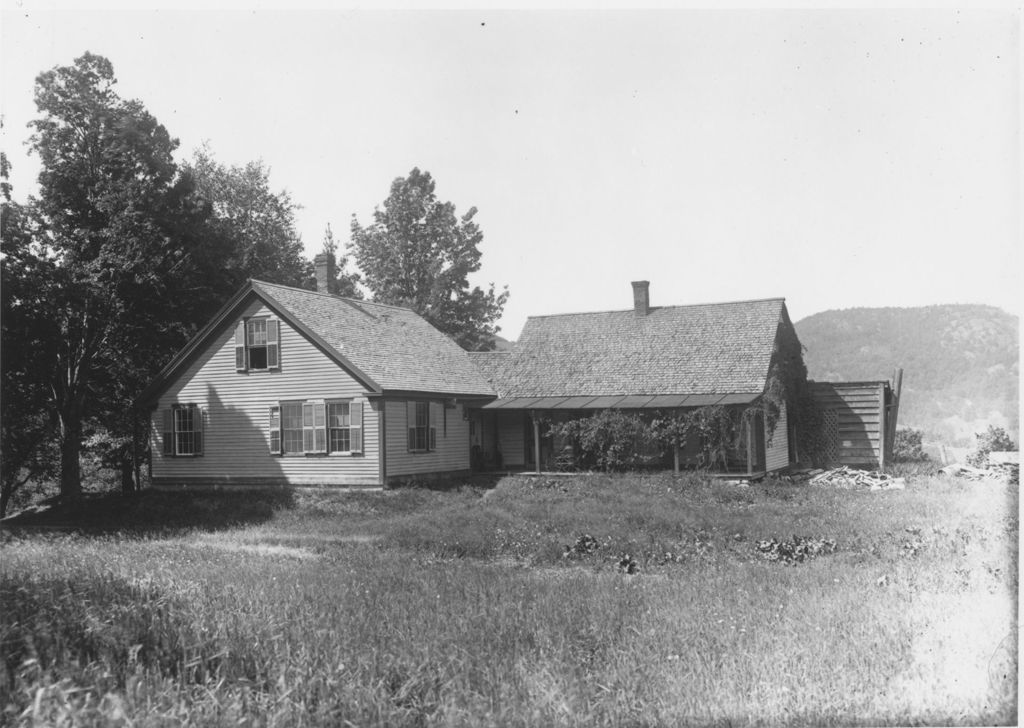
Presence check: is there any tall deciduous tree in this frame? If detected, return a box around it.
[1,154,58,515]
[186,146,311,288]
[23,53,229,496]
[350,168,509,350]
[318,223,362,298]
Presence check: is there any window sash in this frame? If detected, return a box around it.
[246,319,268,346]
[407,401,431,451]
[168,405,202,456]
[242,318,279,370]
[281,402,304,453]
[328,402,350,453]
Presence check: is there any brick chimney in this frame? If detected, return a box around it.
[314,253,335,294]
[631,280,650,316]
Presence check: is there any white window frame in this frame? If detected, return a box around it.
[163,404,203,457]
[271,398,362,456]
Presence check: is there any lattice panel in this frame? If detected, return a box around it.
[822,409,839,464]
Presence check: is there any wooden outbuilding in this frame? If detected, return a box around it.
[810,377,901,469]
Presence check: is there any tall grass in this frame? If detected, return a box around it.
[1,472,1017,726]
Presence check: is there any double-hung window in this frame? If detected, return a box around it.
[269,399,362,455]
[407,401,438,452]
[161,404,204,457]
[235,317,280,371]
[280,401,304,454]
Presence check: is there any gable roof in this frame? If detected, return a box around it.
[141,280,496,404]
[254,281,495,396]
[474,298,787,400]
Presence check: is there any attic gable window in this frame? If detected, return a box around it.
[235,317,280,372]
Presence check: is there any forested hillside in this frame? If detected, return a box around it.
[796,305,1018,446]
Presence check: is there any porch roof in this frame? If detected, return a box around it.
[480,392,760,410]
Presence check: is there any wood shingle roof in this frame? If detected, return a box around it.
[253,281,496,396]
[473,298,787,399]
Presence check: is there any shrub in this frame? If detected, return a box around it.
[550,410,664,472]
[966,425,1016,467]
[893,427,929,462]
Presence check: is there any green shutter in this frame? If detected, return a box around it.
[267,319,280,369]
[313,401,326,453]
[162,409,174,456]
[235,321,247,371]
[429,401,441,451]
[407,401,417,451]
[302,402,315,452]
[350,401,363,454]
[269,406,281,455]
[194,406,204,456]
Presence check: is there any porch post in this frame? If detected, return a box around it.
[673,439,680,474]
[533,411,542,474]
[745,417,754,476]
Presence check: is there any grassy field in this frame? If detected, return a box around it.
[1,469,1017,726]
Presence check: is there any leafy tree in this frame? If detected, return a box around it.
[893,427,929,462]
[967,425,1016,467]
[186,145,311,288]
[350,168,509,350]
[318,223,362,298]
[21,53,229,496]
[1,154,59,515]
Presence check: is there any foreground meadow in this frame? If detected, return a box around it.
[1,471,1017,726]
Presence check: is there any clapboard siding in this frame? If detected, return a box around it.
[811,381,888,468]
[497,413,526,466]
[384,399,471,478]
[765,404,789,472]
[152,300,381,486]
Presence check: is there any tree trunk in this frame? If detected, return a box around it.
[0,480,12,518]
[120,449,135,493]
[58,410,82,497]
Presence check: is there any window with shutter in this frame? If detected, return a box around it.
[326,400,363,454]
[275,400,336,455]
[407,401,429,451]
[168,404,203,456]
[237,317,280,372]
[281,401,303,453]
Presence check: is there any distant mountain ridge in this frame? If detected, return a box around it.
[795,304,1019,447]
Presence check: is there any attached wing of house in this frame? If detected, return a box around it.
[141,279,496,488]
[465,282,801,475]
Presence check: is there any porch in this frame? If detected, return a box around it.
[467,392,783,477]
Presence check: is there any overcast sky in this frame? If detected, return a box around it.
[2,7,1019,340]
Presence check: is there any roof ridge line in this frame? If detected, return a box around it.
[249,279,417,314]
[525,297,786,320]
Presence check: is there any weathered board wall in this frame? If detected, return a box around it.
[811,381,891,468]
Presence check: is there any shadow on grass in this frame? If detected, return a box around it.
[390,473,506,492]
[0,488,296,538]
